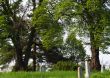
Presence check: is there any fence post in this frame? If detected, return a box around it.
[85,59,90,78]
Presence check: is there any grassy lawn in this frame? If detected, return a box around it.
[0,71,110,78]
[0,71,77,78]
[91,71,110,78]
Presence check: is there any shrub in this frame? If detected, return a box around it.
[53,61,77,71]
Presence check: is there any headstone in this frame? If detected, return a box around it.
[101,64,104,73]
[85,60,90,78]
[41,65,46,72]
[78,66,82,78]
[39,65,42,72]
[39,64,46,72]
[78,61,83,78]
[101,65,104,73]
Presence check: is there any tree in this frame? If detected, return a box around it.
[32,0,63,50]
[53,0,110,70]
[63,32,85,62]
[32,0,85,64]
[80,0,109,70]
[0,0,63,71]
[0,9,15,67]
[0,0,109,71]
[0,0,43,71]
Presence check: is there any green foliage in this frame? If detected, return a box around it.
[55,0,74,19]
[0,16,9,39]
[53,61,77,71]
[0,15,14,65]
[11,0,22,12]
[54,0,82,20]
[62,32,85,61]
[0,41,15,64]
[86,0,101,12]
[32,1,63,50]
[85,0,110,51]
[0,0,110,71]
[55,0,110,52]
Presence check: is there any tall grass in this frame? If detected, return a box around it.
[0,71,77,78]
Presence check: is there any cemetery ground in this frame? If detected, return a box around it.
[0,71,110,78]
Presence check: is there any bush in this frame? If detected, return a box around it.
[53,61,77,71]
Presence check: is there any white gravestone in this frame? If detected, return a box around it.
[101,64,105,73]
[39,65,46,72]
[85,60,90,78]
[78,62,83,78]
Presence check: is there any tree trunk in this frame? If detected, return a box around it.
[91,45,101,70]
[11,33,24,71]
[90,31,101,71]
[23,27,36,70]
[14,48,24,71]
[32,43,36,71]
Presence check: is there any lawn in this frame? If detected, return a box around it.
[0,71,77,78]
[0,71,110,78]
[91,71,110,78]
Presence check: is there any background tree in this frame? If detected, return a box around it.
[32,0,85,64]
[63,32,85,62]
[0,0,110,72]
[53,0,110,70]
[0,0,40,71]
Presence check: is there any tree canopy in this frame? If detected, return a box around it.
[0,0,110,71]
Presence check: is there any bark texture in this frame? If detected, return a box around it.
[90,31,101,71]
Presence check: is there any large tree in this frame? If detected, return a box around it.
[32,0,86,64]
[80,0,109,70]
[0,0,44,71]
[53,0,110,70]
[0,0,64,71]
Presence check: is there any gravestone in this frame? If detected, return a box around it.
[39,65,46,72]
[77,56,91,78]
[85,59,90,78]
[101,64,105,73]
[78,62,83,78]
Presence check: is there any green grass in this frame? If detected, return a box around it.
[91,71,110,78]
[0,71,110,78]
[0,71,77,78]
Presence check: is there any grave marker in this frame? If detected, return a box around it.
[78,62,83,78]
[85,59,90,78]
